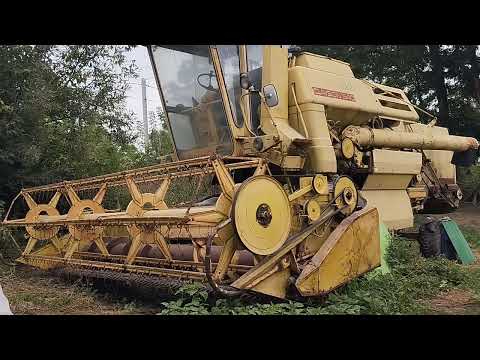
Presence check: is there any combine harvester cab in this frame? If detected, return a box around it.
[2,45,478,300]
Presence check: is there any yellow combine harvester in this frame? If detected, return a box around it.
[2,45,478,299]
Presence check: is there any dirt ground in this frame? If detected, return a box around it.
[427,288,480,315]
[430,203,480,232]
[422,203,480,314]
[426,245,480,315]
[1,204,479,315]
[0,266,165,315]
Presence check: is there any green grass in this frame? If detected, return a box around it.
[460,226,480,248]
[158,232,480,315]
[2,220,479,315]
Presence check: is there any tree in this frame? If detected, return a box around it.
[0,45,144,204]
[300,45,480,137]
[143,110,174,164]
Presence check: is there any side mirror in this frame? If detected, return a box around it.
[263,84,279,107]
[240,73,252,90]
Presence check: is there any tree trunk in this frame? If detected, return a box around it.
[467,45,480,105]
[429,45,451,130]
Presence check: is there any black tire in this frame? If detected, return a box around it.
[418,219,441,258]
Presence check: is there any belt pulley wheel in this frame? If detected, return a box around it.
[232,175,291,256]
[341,138,355,159]
[334,176,358,216]
[306,199,321,221]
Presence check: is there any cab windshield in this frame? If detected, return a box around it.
[149,45,233,159]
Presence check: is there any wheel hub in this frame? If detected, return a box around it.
[256,204,272,227]
[232,176,292,255]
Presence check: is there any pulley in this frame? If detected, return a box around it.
[333,176,358,216]
[232,175,292,255]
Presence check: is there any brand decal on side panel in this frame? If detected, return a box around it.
[312,87,356,102]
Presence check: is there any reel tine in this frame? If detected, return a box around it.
[94,233,109,256]
[64,234,77,260]
[213,236,237,282]
[49,191,62,208]
[65,185,81,205]
[154,230,172,261]
[51,236,64,254]
[125,233,143,265]
[93,183,108,204]
[126,176,143,205]
[22,192,37,210]
[154,178,170,205]
[22,236,38,256]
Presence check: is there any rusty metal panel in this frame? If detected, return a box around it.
[295,207,380,296]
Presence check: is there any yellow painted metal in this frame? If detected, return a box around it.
[231,205,338,297]
[306,199,321,221]
[253,159,269,176]
[260,46,289,135]
[288,183,313,202]
[64,185,107,260]
[299,177,313,189]
[213,235,237,281]
[296,207,380,296]
[251,267,291,299]
[342,125,479,152]
[362,174,414,190]
[124,177,172,264]
[360,189,413,230]
[288,57,380,126]
[334,176,358,215]
[233,175,292,255]
[209,47,241,156]
[407,187,428,199]
[259,46,307,158]
[214,193,232,217]
[22,191,62,255]
[371,149,422,175]
[294,53,354,77]
[301,217,335,257]
[212,157,236,202]
[288,103,337,173]
[341,138,355,159]
[312,174,329,195]
[409,123,458,194]
[19,234,71,268]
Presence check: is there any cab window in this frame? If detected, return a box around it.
[150,45,233,159]
[217,45,244,127]
[246,45,264,134]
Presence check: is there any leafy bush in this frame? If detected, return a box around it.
[457,166,480,200]
[460,226,480,248]
[158,234,480,315]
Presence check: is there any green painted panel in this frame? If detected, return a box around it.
[367,222,392,279]
[379,222,392,274]
[440,219,476,265]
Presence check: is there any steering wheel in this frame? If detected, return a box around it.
[197,71,218,92]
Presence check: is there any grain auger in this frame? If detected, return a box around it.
[2,45,478,300]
